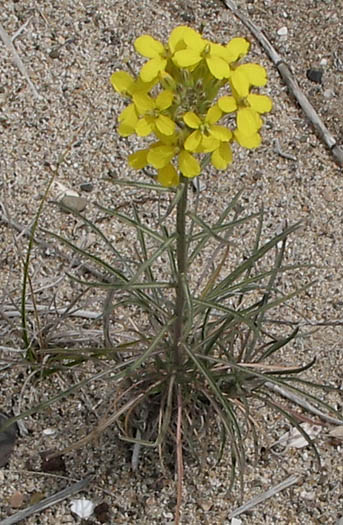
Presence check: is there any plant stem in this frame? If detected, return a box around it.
[172,179,188,368]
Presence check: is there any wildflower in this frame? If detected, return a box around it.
[111,25,272,186]
[183,106,231,152]
[171,27,232,80]
[218,92,272,148]
[110,71,154,96]
[129,141,201,181]
[134,35,168,82]
[230,63,268,98]
[133,90,175,136]
[117,104,139,137]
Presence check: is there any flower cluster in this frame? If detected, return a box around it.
[111,26,272,187]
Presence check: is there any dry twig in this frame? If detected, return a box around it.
[229,474,300,518]
[0,21,41,100]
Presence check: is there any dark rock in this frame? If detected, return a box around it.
[49,48,60,59]
[306,68,323,84]
[80,182,94,193]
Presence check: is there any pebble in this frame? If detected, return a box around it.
[80,182,94,193]
[323,88,335,99]
[49,48,60,59]
[306,68,323,84]
[59,195,87,212]
[277,26,288,37]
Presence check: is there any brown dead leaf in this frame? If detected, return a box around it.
[9,491,24,508]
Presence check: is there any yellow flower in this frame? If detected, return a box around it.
[129,141,200,183]
[133,90,176,137]
[118,104,139,137]
[171,27,231,79]
[183,106,231,153]
[134,35,168,82]
[230,63,268,98]
[111,26,273,186]
[211,142,233,170]
[218,93,272,147]
[225,37,250,63]
[110,71,154,96]
[157,163,180,187]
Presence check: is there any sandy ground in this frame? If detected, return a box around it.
[1,0,343,523]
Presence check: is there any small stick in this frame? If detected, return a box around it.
[229,474,299,518]
[221,0,343,167]
[0,22,41,100]
[273,138,297,161]
[0,475,94,525]
[3,304,101,320]
[265,382,343,426]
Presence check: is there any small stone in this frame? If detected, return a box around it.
[323,88,335,99]
[42,428,56,436]
[306,68,323,84]
[59,195,87,212]
[277,26,288,36]
[80,182,94,193]
[320,58,328,66]
[49,48,60,59]
[198,499,213,511]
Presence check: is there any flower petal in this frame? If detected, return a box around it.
[230,68,250,98]
[184,130,202,151]
[133,92,155,114]
[206,55,231,79]
[234,129,262,148]
[128,149,149,169]
[237,63,267,87]
[147,144,176,168]
[247,94,272,113]
[205,105,222,124]
[182,27,206,51]
[140,57,167,82]
[155,115,175,136]
[173,49,202,68]
[135,117,154,136]
[110,71,134,94]
[156,90,174,110]
[218,96,237,113]
[210,125,232,142]
[168,26,189,54]
[226,37,250,62]
[157,164,179,187]
[183,112,202,129]
[200,135,220,153]
[237,108,262,135]
[118,104,138,136]
[211,142,233,170]
[178,150,200,178]
[134,35,165,58]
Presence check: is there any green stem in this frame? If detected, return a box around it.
[172,178,189,368]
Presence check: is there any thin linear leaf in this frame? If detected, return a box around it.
[104,178,175,192]
[96,204,166,243]
[206,222,302,301]
[66,273,175,290]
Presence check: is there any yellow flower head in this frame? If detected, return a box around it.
[111,26,272,186]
